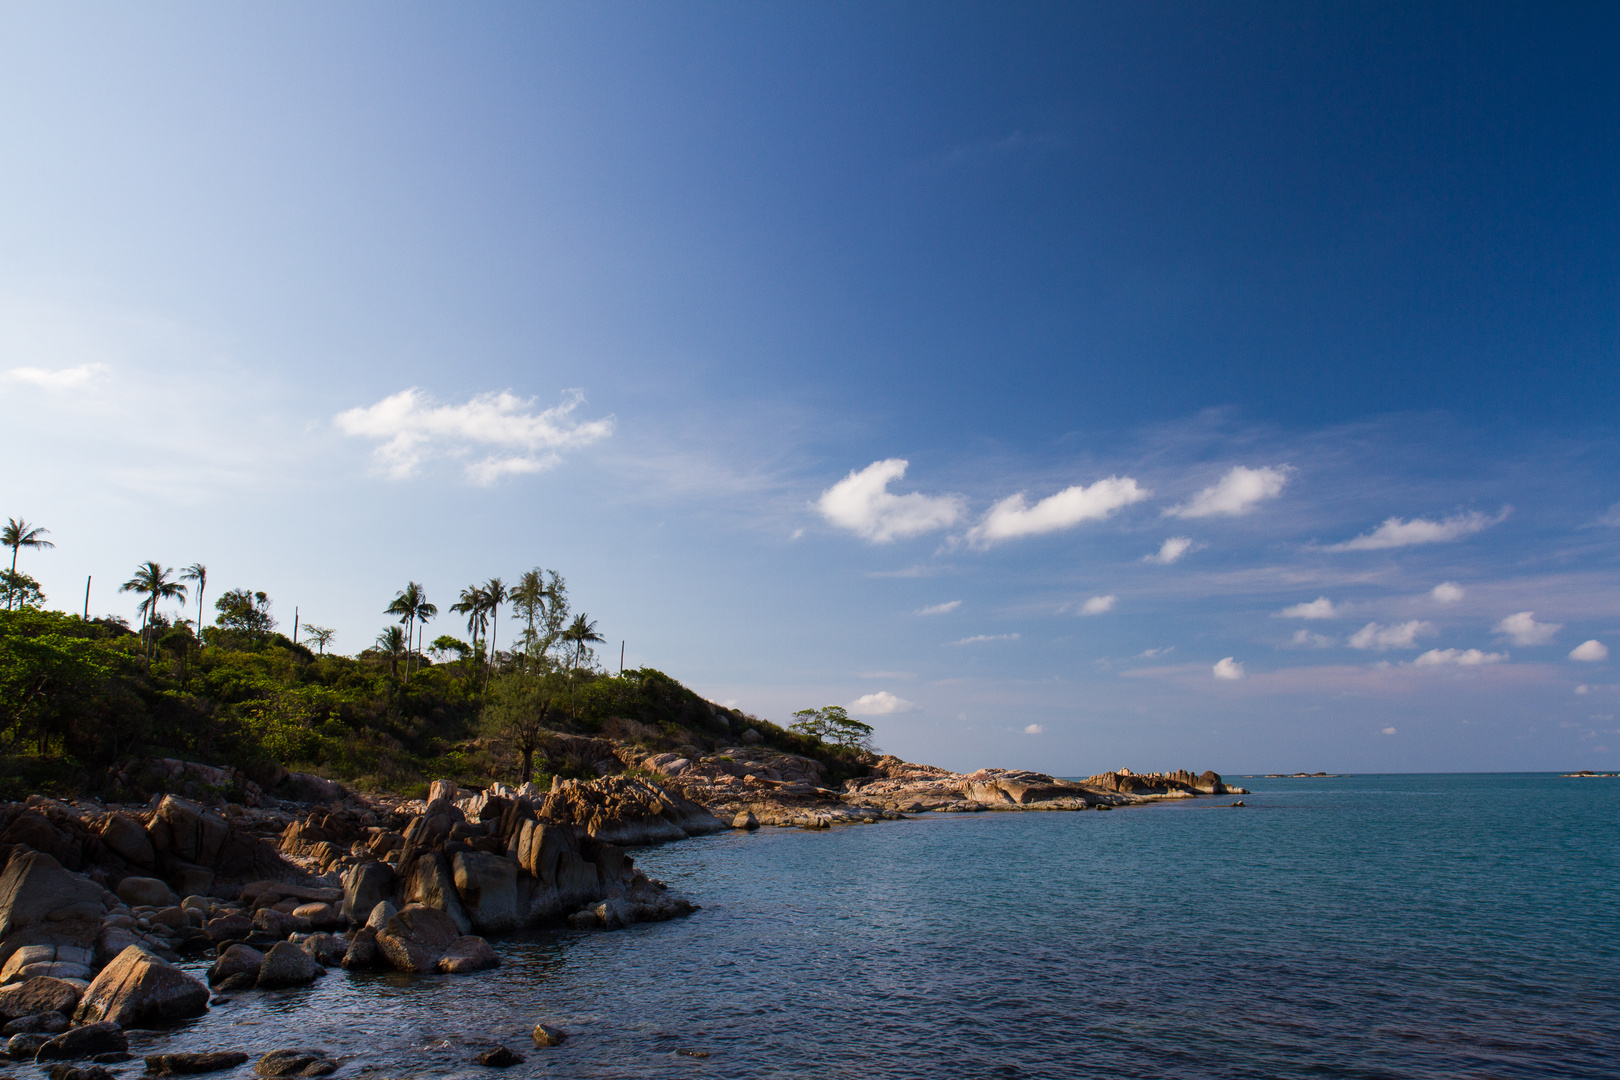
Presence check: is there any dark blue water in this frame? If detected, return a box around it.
[133,774,1620,1079]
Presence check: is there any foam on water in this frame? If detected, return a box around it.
[131,774,1619,1079]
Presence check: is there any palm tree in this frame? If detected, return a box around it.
[511,569,548,668]
[181,564,207,641]
[384,582,428,686]
[561,613,605,714]
[482,577,507,690]
[3,519,54,611]
[119,561,188,669]
[302,624,336,656]
[414,593,438,674]
[375,625,405,678]
[451,583,489,667]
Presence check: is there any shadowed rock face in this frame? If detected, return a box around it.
[539,775,725,845]
[0,851,112,941]
[375,905,462,974]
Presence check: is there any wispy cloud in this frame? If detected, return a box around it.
[916,600,961,616]
[1289,629,1336,648]
[1278,597,1338,620]
[1143,536,1199,565]
[1348,620,1434,650]
[964,476,1148,547]
[867,563,951,579]
[1,363,110,390]
[1167,465,1290,518]
[335,387,613,484]
[1570,640,1609,662]
[1213,657,1245,680]
[1023,723,1044,734]
[1598,502,1620,527]
[1412,648,1508,667]
[1325,508,1509,551]
[1431,582,1465,603]
[848,690,916,716]
[947,633,1020,646]
[1495,611,1561,646]
[1137,646,1174,659]
[817,459,965,543]
[1079,595,1116,615]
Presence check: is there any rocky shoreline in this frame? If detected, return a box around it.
[0,745,1243,1073]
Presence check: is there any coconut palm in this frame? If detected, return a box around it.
[180,563,207,640]
[482,577,507,689]
[413,593,438,675]
[375,625,405,678]
[561,613,605,713]
[511,569,548,668]
[119,561,188,669]
[3,519,53,611]
[384,582,429,686]
[451,583,489,667]
[302,624,336,656]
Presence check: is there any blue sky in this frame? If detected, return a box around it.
[3,3,1618,773]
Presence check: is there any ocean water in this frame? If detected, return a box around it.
[134,774,1619,1079]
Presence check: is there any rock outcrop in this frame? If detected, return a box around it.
[73,945,209,1027]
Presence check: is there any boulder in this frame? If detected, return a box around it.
[531,1023,567,1047]
[732,812,759,830]
[375,905,460,974]
[0,976,81,1021]
[145,1051,250,1075]
[253,1048,339,1077]
[73,946,209,1028]
[44,1063,118,1080]
[290,903,342,930]
[740,727,763,744]
[298,933,345,967]
[401,853,472,935]
[451,852,519,933]
[35,1021,128,1060]
[96,814,156,869]
[255,942,323,989]
[339,927,377,970]
[340,862,393,925]
[0,945,91,986]
[0,852,108,940]
[437,936,498,974]
[2,1010,70,1035]
[252,909,311,939]
[145,797,230,868]
[206,944,263,987]
[93,925,144,968]
[115,877,172,908]
[364,901,396,930]
[203,913,253,943]
[7,1031,51,1059]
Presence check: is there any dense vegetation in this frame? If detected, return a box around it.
[0,521,869,801]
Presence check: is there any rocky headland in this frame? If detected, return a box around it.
[0,742,1243,1071]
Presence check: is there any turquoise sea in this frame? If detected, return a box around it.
[140,774,1620,1078]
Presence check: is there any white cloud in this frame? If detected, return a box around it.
[916,600,961,616]
[1079,595,1117,615]
[1348,620,1434,651]
[1380,726,1397,735]
[1143,536,1198,564]
[335,387,614,484]
[1213,657,1245,680]
[1168,465,1290,519]
[816,459,965,543]
[1290,629,1336,648]
[1495,611,1561,646]
[1599,502,1620,527]
[1,363,109,390]
[1023,723,1044,735]
[965,476,1148,547]
[1137,646,1174,659]
[1431,582,1465,603]
[847,691,916,716]
[1413,648,1508,667]
[1326,509,1508,552]
[1570,640,1609,662]
[1278,597,1338,620]
[1576,685,1589,694]
[947,633,1019,646]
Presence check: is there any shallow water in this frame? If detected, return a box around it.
[117,774,1618,1079]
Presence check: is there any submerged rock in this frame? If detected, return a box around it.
[436,936,498,974]
[474,1046,525,1067]
[145,1051,250,1075]
[253,1048,338,1077]
[35,1021,128,1061]
[531,1023,567,1048]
